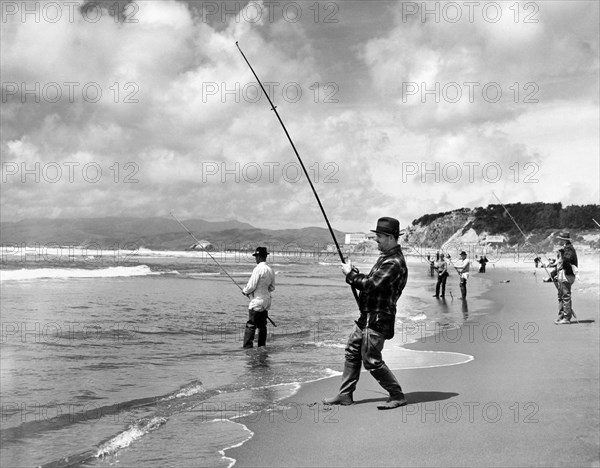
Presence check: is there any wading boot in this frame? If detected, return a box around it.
[460,283,467,299]
[257,327,267,347]
[243,324,255,348]
[323,362,361,405]
[370,364,407,410]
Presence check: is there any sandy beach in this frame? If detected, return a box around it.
[226,263,600,467]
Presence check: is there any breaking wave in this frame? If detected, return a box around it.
[0,265,160,281]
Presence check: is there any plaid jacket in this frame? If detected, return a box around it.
[346,245,408,339]
[560,243,578,276]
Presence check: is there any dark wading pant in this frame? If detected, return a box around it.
[435,274,447,297]
[460,277,467,298]
[557,274,575,320]
[337,324,403,399]
[243,309,268,348]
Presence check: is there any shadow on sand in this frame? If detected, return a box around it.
[356,391,459,406]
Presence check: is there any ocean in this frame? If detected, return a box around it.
[0,247,488,467]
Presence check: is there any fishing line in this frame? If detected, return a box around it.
[170,211,277,327]
[409,245,457,300]
[491,191,557,285]
[236,41,360,306]
[491,192,578,322]
[170,212,244,289]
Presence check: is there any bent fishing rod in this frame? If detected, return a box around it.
[236,41,360,306]
[170,211,277,327]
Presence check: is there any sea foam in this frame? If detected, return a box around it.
[0,265,158,281]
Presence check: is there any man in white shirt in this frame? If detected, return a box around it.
[242,247,275,348]
[455,251,471,299]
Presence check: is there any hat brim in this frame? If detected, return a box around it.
[556,236,571,241]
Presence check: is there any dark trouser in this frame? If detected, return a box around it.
[243,309,268,348]
[557,274,575,320]
[460,278,467,298]
[337,324,403,399]
[435,274,447,297]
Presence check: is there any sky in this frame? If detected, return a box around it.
[1,0,599,233]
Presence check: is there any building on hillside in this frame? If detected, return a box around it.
[345,232,367,245]
[476,234,505,258]
[482,235,505,246]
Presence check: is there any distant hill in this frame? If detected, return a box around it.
[3,202,599,254]
[0,217,345,251]
[405,202,600,250]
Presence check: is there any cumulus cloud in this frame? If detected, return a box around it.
[0,0,598,232]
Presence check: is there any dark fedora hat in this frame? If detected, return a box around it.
[556,232,571,241]
[370,217,400,236]
[459,251,467,256]
[252,246,269,257]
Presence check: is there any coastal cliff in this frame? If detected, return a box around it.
[403,203,600,251]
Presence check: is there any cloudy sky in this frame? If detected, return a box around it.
[1,0,598,232]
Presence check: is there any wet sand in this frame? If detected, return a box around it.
[225,267,599,467]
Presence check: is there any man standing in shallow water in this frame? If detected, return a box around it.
[242,247,275,348]
[324,217,408,410]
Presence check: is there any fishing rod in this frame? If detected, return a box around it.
[491,193,579,322]
[171,211,244,288]
[593,218,600,228]
[491,192,559,286]
[236,41,360,306]
[170,211,277,327]
[444,252,465,276]
[409,245,440,269]
[438,251,467,301]
[408,245,456,299]
[409,243,462,276]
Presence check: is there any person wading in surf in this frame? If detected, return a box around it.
[242,247,275,348]
[324,217,408,410]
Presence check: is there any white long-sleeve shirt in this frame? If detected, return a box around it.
[455,258,471,279]
[243,262,275,311]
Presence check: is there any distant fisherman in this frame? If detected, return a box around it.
[455,251,471,299]
[554,232,578,324]
[433,252,448,298]
[242,247,275,348]
[324,217,408,410]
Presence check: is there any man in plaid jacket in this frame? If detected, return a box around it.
[324,217,408,410]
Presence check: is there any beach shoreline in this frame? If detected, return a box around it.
[225,266,600,467]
